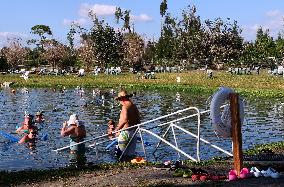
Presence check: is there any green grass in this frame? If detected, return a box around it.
[1,70,284,97]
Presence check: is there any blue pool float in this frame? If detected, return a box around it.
[0,130,20,143]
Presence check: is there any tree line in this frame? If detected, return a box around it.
[1,1,284,72]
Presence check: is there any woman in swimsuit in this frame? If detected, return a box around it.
[16,114,33,134]
[18,114,38,147]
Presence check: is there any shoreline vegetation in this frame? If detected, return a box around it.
[0,141,283,186]
[1,70,284,98]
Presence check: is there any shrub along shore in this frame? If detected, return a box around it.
[1,70,284,98]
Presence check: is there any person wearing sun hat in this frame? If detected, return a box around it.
[61,114,86,154]
[114,89,140,159]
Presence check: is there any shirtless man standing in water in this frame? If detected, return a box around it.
[115,90,140,158]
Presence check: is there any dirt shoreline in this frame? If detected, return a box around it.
[8,164,284,187]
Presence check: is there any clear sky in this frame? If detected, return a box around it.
[1,0,284,47]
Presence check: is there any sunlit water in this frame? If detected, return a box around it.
[0,88,283,171]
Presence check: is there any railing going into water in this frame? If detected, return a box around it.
[53,106,233,161]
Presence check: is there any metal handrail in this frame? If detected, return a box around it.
[140,128,197,161]
[53,105,232,162]
[150,107,201,161]
[171,124,232,156]
[53,107,198,152]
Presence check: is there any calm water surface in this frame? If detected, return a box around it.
[0,88,283,171]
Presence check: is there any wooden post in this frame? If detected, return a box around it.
[229,93,243,176]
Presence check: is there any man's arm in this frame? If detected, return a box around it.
[16,125,24,133]
[61,127,75,137]
[61,121,75,137]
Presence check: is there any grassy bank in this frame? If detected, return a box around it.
[1,70,284,97]
[0,141,283,186]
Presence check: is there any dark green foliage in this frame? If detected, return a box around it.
[156,14,176,61]
[61,51,77,68]
[204,18,243,67]
[160,0,168,17]
[28,25,53,50]
[254,27,276,66]
[143,40,156,63]
[275,34,284,59]
[31,25,52,36]
[26,47,41,67]
[89,16,124,68]
[241,41,257,66]
[0,53,9,71]
[115,7,131,33]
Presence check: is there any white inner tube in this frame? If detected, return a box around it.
[210,87,244,138]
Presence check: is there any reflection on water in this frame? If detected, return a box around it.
[68,149,87,168]
[0,88,283,171]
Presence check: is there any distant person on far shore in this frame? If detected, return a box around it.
[256,66,260,75]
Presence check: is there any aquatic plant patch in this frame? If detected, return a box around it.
[1,70,284,98]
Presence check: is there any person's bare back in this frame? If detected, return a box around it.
[116,91,140,131]
[115,90,140,157]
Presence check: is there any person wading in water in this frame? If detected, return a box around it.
[61,114,86,154]
[114,90,140,160]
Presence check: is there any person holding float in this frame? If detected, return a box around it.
[17,114,38,148]
[114,90,140,159]
[16,114,35,134]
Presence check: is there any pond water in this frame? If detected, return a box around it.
[0,88,283,171]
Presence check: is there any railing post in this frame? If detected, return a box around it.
[152,125,171,156]
[138,129,147,160]
[171,123,181,159]
[229,93,243,176]
[197,111,201,161]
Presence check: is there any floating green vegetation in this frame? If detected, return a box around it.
[1,71,284,98]
[211,141,284,161]
[244,141,284,155]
